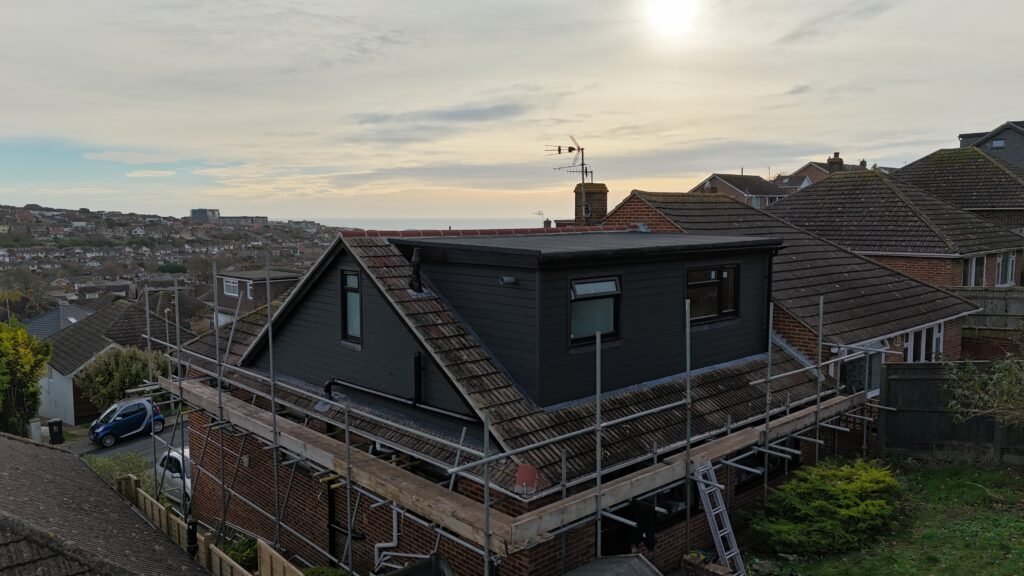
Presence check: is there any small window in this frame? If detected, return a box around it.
[246,281,254,300]
[570,277,620,342]
[342,271,362,342]
[224,278,239,297]
[997,252,1017,286]
[962,256,985,286]
[992,139,1006,149]
[687,266,739,321]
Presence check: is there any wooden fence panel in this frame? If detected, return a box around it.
[256,539,303,576]
[210,544,255,576]
[948,287,1024,330]
[882,362,1024,462]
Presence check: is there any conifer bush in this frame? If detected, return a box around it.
[748,459,902,556]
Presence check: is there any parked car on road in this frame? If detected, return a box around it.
[156,447,192,511]
[89,398,164,448]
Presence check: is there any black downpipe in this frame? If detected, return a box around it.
[326,487,337,560]
[324,378,344,399]
[413,352,423,406]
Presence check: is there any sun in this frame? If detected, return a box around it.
[644,0,700,40]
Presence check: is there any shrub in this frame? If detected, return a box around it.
[222,537,258,571]
[303,567,350,576]
[77,347,170,412]
[748,459,902,556]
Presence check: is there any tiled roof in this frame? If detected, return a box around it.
[626,191,978,345]
[0,516,99,576]
[766,170,1024,256]
[807,161,867,173]
[710,174,784,197]
[25,304,95,340]
[46,300,195,375]
[896,148,1024,210]
[0,434,207,576]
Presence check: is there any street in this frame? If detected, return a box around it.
[80,421,190,467]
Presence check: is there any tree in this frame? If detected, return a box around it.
[944,357,1024,425]
[77,347,171,412]
[0,321,51,436]
[158,262,187,274]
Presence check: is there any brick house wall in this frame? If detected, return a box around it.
[867,255,960,288]
[603,194,683,232]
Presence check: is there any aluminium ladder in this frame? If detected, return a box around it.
[694,459,746,576]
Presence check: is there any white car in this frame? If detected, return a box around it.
[156,448,192,510]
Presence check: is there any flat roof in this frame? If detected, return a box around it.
[393,232,782,261]
[221,269,300,280]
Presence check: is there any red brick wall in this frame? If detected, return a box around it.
[867,255,960,288]
[943,318,963,361]
[772,307,829,361]
[603,194,683,232]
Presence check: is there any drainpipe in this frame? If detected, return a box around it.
[374,508,400,570]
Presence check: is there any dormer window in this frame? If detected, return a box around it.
[992,139,1006,149]
[570,277,619,343]
[224,278,239,297]
[687,266,739,321]
[342,271,362,342]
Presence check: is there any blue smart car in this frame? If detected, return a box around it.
[89,398,165,448]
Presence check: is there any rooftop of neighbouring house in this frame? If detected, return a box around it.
[25,303,95,340]
[220,269,301,280]
[0,433,208,576]
[392,231,782,260]
[611,190,979,345]
[766,170,1024,256]
[896,147,1024,210]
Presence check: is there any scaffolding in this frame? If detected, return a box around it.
[139,255,884,576]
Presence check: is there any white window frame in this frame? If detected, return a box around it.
[224,278,239,297]
[902,323,944,363]
[962,255,985,287]
[992,138,1006,149]
[996,252,1017,287]
[246,281,254,300]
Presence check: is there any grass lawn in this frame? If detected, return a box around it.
[769,463,1024,575]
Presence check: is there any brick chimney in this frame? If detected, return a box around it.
[575,182,609,225]
[859,159,868,169]
[826,152,844,173]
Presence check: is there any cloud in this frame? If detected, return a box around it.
[353,103,531,125]
[126,170,176,178]
[85,151,184,164]
[784,84,812,95]
[777,1,895,43]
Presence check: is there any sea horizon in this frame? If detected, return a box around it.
[308,217,560,230]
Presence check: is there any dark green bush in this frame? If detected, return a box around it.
[748,459,902,556]
[221,537,258,571]
[302,567,350,576]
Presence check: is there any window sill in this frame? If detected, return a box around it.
[340,340,363,352]
[569,337,624,355]
[690,315,741,330]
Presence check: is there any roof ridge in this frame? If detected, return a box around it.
[974,146,1024,188]
[877,172,959,254]
[338,225,635,238]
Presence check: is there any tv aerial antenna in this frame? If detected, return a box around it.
[546,136,595,223]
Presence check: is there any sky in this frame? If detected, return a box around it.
[2,0,1022,222]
